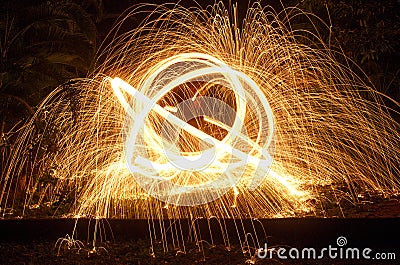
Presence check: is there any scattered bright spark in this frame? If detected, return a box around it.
[1,1,399,254]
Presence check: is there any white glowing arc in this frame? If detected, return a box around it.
[110,53,285,205]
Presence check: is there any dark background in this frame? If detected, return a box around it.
[0,2,399,263]
[1,0,399,131]
[0,0,399,208]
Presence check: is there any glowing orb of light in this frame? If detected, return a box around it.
[111,53,276,206]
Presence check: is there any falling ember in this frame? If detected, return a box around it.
[1,1,399,252]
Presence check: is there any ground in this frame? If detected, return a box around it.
[0,239,397,264]
[0,193,399,264]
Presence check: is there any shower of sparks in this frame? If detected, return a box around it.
[1,1,399,247]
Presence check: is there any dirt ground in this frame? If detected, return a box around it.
[0,239,397,265]
[0,192,399,264]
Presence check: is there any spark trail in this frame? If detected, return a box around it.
[1,1,399,254]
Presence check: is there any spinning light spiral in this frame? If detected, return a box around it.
[111,52,281,206]
[1,2,399,226]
